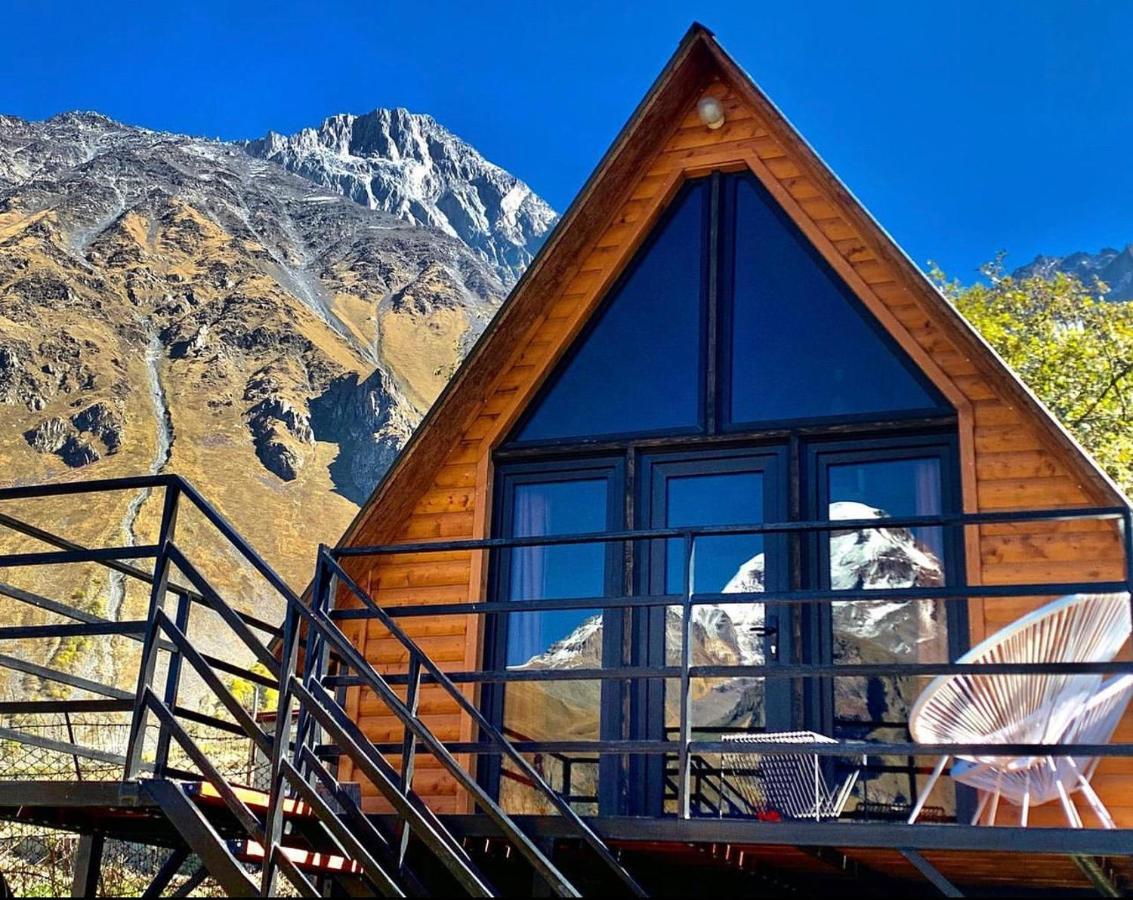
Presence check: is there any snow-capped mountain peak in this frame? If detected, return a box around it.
[1014,244,1133,301]
[241,108,558,286]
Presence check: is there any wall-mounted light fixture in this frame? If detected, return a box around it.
[697,95,726,130]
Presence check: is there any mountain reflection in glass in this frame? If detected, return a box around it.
[500,478,607,814]
[661,471,767,733]
[826,457,948,811]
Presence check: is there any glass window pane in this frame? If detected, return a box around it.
[514,180,706,441]
[501,477,608,815]
[826,456,949,816]
[505,479,607,668]
[727,173,948,424]
[658,470,767,732]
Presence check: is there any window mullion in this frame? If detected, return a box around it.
[705,172,722,434]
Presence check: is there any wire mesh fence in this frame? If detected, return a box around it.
[0,823,227,898]
[0,715,270,896]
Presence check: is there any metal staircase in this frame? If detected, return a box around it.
[0,475,646,897]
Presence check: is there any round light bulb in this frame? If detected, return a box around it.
[697,95,726,130]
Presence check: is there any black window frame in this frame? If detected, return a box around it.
[480,455,627,812]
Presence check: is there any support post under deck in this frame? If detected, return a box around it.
[71,832,104,899]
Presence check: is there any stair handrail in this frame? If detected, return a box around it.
[314,547,647,897]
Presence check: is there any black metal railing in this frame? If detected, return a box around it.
[0,475,1130,894]
[0,474,644,897]
[319,503,1133,825]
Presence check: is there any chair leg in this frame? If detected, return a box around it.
[970,789,990,825]
[907,756,949,824]
[1020,768,1031,828]
[1065,758,1116,829]
[986,769,1004,826]
[1050,757,1083,828]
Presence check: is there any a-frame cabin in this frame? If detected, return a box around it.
[323,17,1133,868]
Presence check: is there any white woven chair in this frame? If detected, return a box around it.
[907,592,1132,827]
[721,730,862,820]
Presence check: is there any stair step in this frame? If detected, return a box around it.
[231,840,363,876]
[185,781,315,819]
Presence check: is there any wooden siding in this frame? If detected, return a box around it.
[335,64,1129,824]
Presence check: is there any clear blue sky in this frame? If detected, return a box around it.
[2,0,1129,280]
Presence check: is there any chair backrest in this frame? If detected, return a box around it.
[909,593,1131,759]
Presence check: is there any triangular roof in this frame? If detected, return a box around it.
[337,22,1127,551]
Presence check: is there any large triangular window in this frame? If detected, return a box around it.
[721,172,947,426]
[509,172,948,445]
[514,180,707,442]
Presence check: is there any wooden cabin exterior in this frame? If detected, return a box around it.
[328,23,1132,835]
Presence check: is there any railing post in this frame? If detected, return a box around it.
[123,481,180,781]
[1123,507,1133,618]
[677,531,694,820]
[294,550,332,783]
[261,548,318,897]
[153,591,192,778]
[396,652,423,870]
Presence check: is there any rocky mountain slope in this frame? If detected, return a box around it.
[0,109,554,690]
[241,108,557,286]
[1014,245,1133,300]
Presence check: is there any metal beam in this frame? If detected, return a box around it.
[0,652,132,699]
[141,847,188,900]
[170,865,208,898]
[900,848,963,897]
[1072,856,1122,898]
[433,814,1133,857]
[141,780,258,898]
[0,780,150,807]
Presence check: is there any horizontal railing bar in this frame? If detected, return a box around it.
[171,705,259,739]
[0,725,136,769]
[202,655,279,690]
[0,621,146,640]
[0,492,281,641]
[333,505,1126,557]
[0,581,183,655]
[325,658,1133,688]
[0,511,280,643]
[0,581,105,624]
[332,580,1131,621]
[227,609,282,638]
[0,474,175,501]
[0,652,133,699]
[356,738,1133,758]
[0,699,133,715]
[0,512,213,613]
[0,544,160,568]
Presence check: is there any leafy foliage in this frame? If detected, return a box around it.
[934,257,1133,495]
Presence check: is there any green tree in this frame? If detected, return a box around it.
[934,258,1133,495]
